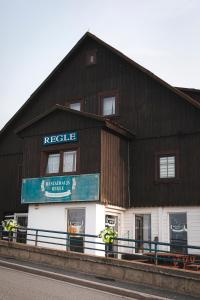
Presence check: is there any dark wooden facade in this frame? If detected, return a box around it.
[101,130,129,208]
[16,106,130,208]
[0,32,200,220]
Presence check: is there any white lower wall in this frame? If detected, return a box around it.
[28,202,105,255]
[27,203,200,256]
[123,206,200,254]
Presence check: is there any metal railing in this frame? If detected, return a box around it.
[0,226,200,270]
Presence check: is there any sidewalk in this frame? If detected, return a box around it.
[0,256,198,300]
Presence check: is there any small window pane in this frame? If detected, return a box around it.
[69,102,81,111]
[103,97,116,116]
[160,157,167,165]
[90,55,95,63]
[46,154,60,174]
[168,156,175,164]
[159,155,175,179]
[63,151,76,172]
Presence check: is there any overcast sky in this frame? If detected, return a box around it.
[0,0,200,130]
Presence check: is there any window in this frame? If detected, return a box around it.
[103,96,116,116]
[63,151,76,172]
[155,152,179,182]
[45,150,77,175]
[99,92,118,117]
[69,102,81,111]
[159,155,175,179]
[86,50,96,65]
[46,153,60,174]
[67,99,83,111]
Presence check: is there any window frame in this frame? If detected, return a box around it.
[99,91,119,117]
[41,145,80,177]
[155,151,179,183]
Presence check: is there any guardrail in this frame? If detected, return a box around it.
[0,226,200,270]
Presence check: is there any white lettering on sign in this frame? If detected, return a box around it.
[44,137,50,144]
[56,135,64,143]
[69,132,76,141]
[50,136,57,143]
[43,132,78,145]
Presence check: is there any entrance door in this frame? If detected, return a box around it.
[67,208,85,253]
[105,214,119,257]
[135,214,151,253]
[169,213,187,253]
[15,214,28,243]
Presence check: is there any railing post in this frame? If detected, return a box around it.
[66,233,69,251]
[155,242,158,265]
[35,229,38,246]
[105,243,109,258]
[0,225,3,240]
[8,230,12,242]
[149,240,152,253]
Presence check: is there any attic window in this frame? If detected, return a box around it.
[67,99,83,111]
[69,102,81,111]
[86,50,96,65]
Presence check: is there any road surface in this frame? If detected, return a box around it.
[0,265,134,300]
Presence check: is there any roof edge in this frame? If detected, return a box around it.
[87,33,200,109]
[0,32,91,138]
[2,31,200,139]
[15,104,134,139]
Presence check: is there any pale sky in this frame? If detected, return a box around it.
[0,0,200,130]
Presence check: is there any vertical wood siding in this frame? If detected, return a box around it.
[101,130,129,207]
[0,153,27,216]
[1,36,200,217]
[22,112,101,179]
[132,133,200,207]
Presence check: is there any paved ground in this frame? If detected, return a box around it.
[0,256,199,300]
[0,266,135,300]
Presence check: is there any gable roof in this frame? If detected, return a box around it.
[15,104,134,139]
[1,32,200,138]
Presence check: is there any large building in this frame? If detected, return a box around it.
[1,32,200,253]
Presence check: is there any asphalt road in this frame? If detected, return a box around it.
[0,266,134,300]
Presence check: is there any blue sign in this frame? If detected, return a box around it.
[21,174,99,204]
[43,131,78,146]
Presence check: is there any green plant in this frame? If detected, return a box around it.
[99,226,118,244]
[1,219,19,241]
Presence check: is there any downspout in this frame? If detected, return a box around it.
[128,141,131,208]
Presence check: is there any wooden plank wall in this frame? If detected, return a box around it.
[101,130,129,207]
[132,133,200,207]
[22,124,101,179]
[0,153,27,216]
[1,35,200,216]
